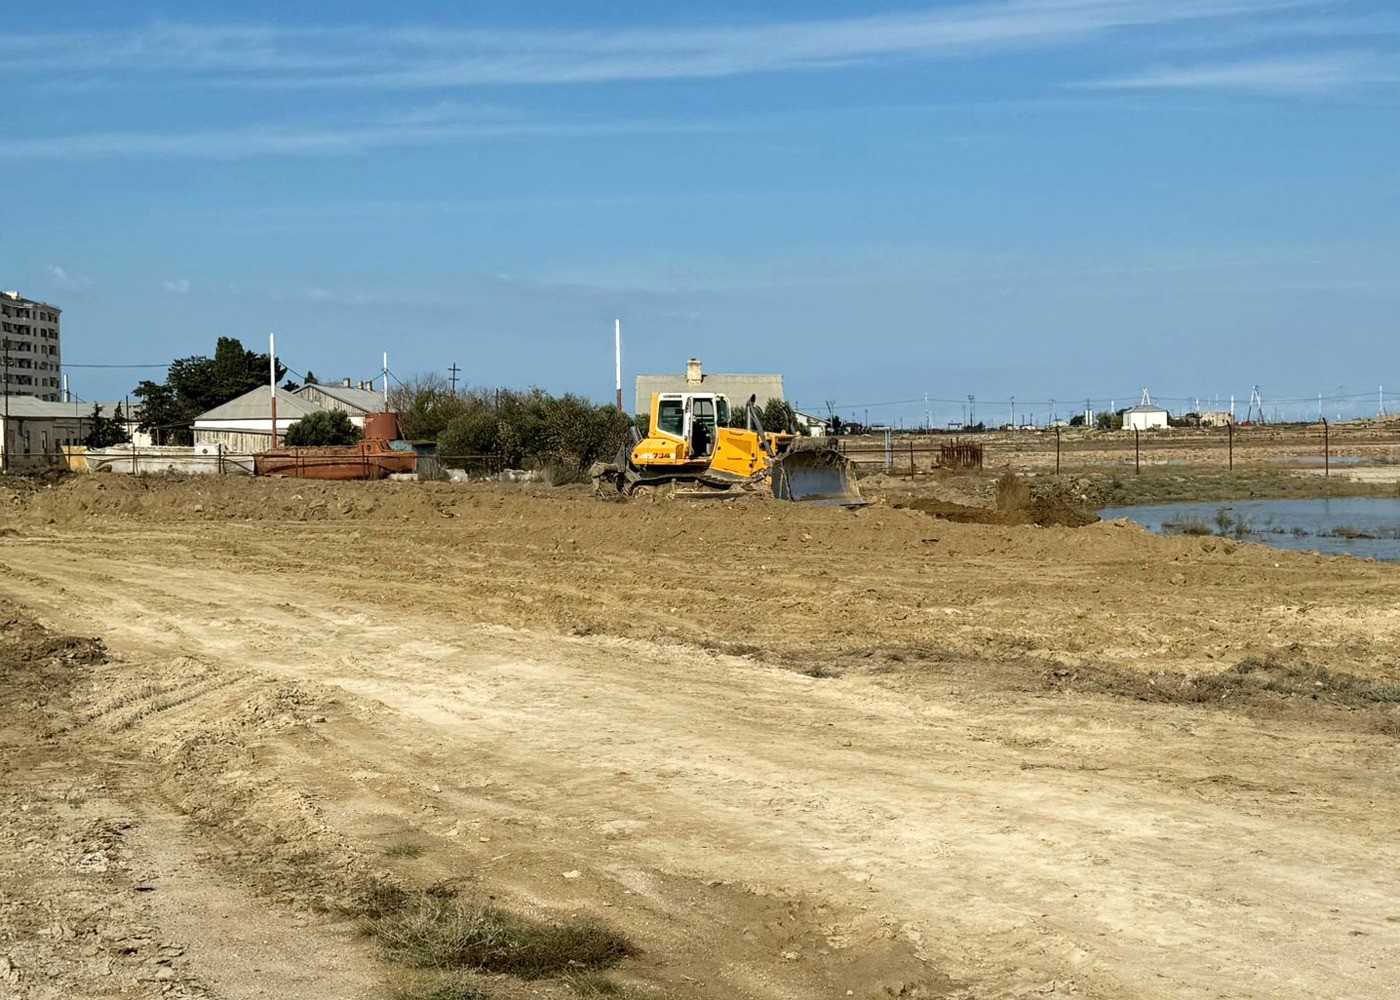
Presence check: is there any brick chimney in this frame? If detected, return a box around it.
[686,358,703,385]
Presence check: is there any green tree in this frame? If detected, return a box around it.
[283,410,362,446]
[760,398,798,434]
[133,337,285,445]
[132,380,180,444]
[84,402,131,448]
[438,396,502,469]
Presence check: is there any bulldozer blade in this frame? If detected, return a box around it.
[770,449,866,506]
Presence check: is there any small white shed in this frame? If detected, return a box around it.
[1122,390,1169,431]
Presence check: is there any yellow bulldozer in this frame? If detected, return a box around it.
[591,392,864,505]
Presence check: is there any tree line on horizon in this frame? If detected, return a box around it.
[120,337,814,465]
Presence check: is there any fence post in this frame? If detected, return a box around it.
[909,440,915,476]
[883,429,893,473]
[1055,425,1061,475]
[1323,417,1329,478]
[1134,428,1140,475]
[1228,420,1233,471]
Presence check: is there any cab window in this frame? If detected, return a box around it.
[657,399,684,437]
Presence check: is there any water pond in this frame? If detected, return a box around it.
[1099,497,1400,562]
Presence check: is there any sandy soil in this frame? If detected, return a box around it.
[2,475,1399,999]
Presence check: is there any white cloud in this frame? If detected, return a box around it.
[0,1,1328,87]
[47,265,93,292]
[0,104,712,160]
[162,278,191,294]
[1075,52,1399,93]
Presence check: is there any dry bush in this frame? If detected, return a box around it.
[355,882,634,979]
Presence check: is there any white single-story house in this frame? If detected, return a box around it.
[192,387,326,452]
[1123,390,1170,431]
[794,410,831,436]
[0,399,141,470]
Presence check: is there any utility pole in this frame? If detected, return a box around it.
[448,363,461,394]
[923,393,930,434]
[269,333,278,449]
[614,319,623,412]
[1010,395,1015,430]
[967,394,975,428]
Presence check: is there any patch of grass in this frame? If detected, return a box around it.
[802,664,842,679]
[357,883,634,979]
[1326,524,1376,540]
[1163,518,1212,536]
[563,971,629,996]
[385,841,426,859]
[1054,656,1400,713]
[1213,507,1252,539]
[391,972,491,1000]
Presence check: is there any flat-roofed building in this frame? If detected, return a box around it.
[634,358,784,416]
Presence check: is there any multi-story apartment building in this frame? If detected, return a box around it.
[1,290,63,402]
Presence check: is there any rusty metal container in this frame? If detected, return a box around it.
[253,440,418,480]
[363,411,401,442]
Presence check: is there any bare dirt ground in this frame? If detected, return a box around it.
[3,474,1399,999]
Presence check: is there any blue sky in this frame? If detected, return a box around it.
[2,0,1397,424]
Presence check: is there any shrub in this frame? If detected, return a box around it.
[362,886,635,979]
[438,398,502,469]
[284,410,362,446]
[389,375,472,442]
[437,389,632,474]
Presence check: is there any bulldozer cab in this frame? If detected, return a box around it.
[653,392,729,460]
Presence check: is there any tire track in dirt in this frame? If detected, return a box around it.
[3,539,1398,998]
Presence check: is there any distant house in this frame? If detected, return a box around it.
[1122,390,1170,431]
[296,379,385,420]
[1200,411,1234,428]
[794,410,830,436]
[634,358,784,416]
[0,399,139,469]
[192,387,323,452]
[1,398,92,469]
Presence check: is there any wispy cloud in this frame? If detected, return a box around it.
[47,265,93,293]
[0,105,710,161]
[0,1,1332,88]
[161,279,191,294]
[1076,52,1399,94]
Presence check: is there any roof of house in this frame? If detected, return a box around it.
[194,386,322,423]
[0,397,86,419]
[297,383,385,413]
[1124,403,1169,414]
[634,373,785,415]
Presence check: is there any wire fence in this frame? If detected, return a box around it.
[14,421,1381,482]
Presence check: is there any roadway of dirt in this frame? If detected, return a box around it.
[2,475,1399,999]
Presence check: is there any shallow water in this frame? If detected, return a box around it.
[1099,497,1400,561]
[1262,455,1369,465]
